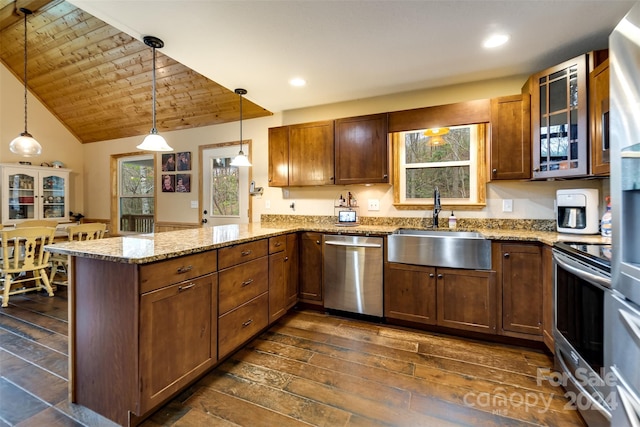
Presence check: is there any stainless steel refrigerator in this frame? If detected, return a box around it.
[607,3,640,425]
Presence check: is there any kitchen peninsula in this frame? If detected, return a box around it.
[46,221,605,426]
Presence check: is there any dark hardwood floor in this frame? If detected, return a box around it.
[0,288,586,426]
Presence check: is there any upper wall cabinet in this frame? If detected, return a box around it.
[489,89,531,181]
[268,121,335,187]
[335,113,389,185]
[531,54,589,179]
[590,58,610,176]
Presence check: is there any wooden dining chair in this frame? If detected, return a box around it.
[0,226,56,308]
[49,223,107,286]
[15,220,59,228]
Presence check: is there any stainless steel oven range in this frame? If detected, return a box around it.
[553,241,612,426]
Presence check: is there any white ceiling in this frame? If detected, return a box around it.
[68,0,636,113]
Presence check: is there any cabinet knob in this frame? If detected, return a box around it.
[383,174,388,179]
[504,253,510,258]
[316,240,321,245]
[284,256,289,262]
[268,178,272,182]
[429,273,435,278]
[492,169,497,174]
[437,274,443,279]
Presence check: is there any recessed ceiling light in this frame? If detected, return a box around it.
[289,77,306,87]
[483,33,510,48]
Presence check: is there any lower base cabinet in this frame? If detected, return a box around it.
[218,292,269,358]
[494,242,543,340]
[299,232,323,304]
[139,273,217,412]
[385,262,496,334]
[542,245,554,350]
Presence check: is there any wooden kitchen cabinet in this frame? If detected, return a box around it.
[590,58,610,176]
[489,92,531,180]
[385,261,496,334]
[139,273,217,412]
[72,251,218,426]
[495,242,543,339]
[384,263,437,325]
[267,233,300,324]
[542,244,554,351]
[218,239,269,358]
[335,113,389,185]
[268,121,335,186]
[436,268,497,334]
[268,126,290,187]
[531,53,589,179]
[299,231,323,305]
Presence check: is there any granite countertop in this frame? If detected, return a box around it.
[45,221,609,264]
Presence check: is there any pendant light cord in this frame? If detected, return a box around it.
[151,45,157,132]
[22,9,29,134]
[239,91,243,151]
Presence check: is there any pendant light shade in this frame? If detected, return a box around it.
[136,36,173,152]
[230,88,251,167]
[10,8,42,157]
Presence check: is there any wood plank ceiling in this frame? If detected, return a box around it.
[0,0,272,143]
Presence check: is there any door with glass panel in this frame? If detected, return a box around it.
[118,155,155,234]
[201,144,249,227]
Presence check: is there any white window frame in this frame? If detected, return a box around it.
[392,123,487,209]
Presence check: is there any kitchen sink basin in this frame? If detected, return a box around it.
[387,228,491,270]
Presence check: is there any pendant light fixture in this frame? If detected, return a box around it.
[136,35,173,152]
[9,8,42,157]
[230,88,252,167]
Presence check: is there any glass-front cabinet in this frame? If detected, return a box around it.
[1,164,70,225]
[532,54,589,179]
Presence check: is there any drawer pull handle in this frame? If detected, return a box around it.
[177,265,193,274]
[179,283,196,292]
[274,242,282,247]
[242,319,253,328]
[241,279,254,287]
[241,250,252,256]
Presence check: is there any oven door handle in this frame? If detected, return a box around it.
[553,251,611,289]
[556,348,612,420]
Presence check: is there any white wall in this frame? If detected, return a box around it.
[0,66,85,216]
[1,62,610,224]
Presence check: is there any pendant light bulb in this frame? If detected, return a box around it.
[10,8,42,157]
[230,88,251,167]
[136,36,173,152]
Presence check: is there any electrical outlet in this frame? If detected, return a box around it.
[265,200,271,209]
[190,200,198,209]
[368,199,380,211]
[503,199,513,212]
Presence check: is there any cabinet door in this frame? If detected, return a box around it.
[269,250,287,323]
[490,94,531,180]
[500,243,543,337]
[3,167,38,223]
[299,232,323,303]
[384,263,436,324]
[288,121,335,186]
[40,170,70,222]
[590,58,610,176]
[268,126,289,187]
[335,113,389,185]
[436,268,496,334]
[542,245,554,351]
[532,54,588,179]
[285,233,299,309]
[139,273,217,413]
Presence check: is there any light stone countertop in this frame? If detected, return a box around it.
[44,221,609,264]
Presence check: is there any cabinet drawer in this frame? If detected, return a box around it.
[269,235,286,254]
[218,239,268,270]
[218,292,268,358]
[219,257,269,315]
[140,251,217,294]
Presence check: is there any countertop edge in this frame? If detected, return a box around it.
[44,223,608,264]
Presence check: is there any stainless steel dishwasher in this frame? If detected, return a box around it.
[323,235,383,317]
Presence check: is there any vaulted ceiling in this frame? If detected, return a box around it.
[0,0,272,143]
